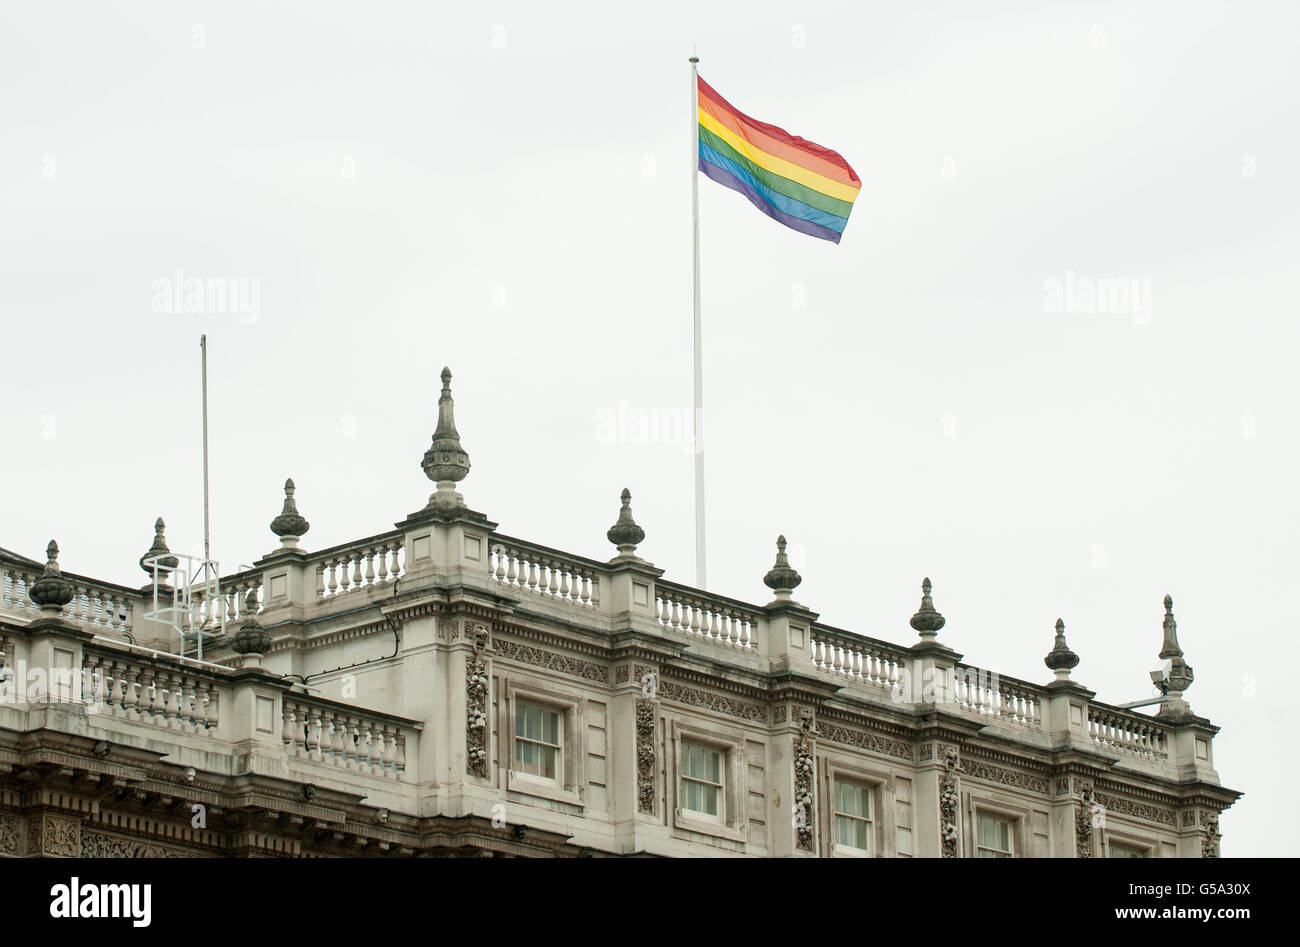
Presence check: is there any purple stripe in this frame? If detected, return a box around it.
[699,156,843,243]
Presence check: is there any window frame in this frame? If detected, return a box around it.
[512,699,564,782]
[502,678,586,808]
[820,758,896,858]
[669,717,748,844]
[1103,828,1156,859]
[965,794,1032,859]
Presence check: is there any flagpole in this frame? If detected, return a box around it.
[199,334,211,661]
[690,54,707,589]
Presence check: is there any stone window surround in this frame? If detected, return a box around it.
[1101,824,1158,858]
[668,716,748,844]
[500,675,587,808]
[821,757,897,858]
[965,789,1034,859]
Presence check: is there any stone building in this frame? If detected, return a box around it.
[0,369,1239,857]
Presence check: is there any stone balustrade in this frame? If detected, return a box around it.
[2,557,134,636]
[488,535,601,609]
[807,624,909,690]
[281,693,415,779]
[311,531,406,600]
[952,668,1043,729]
[655,581,760,649]
[1088,703,1169,759]
[82,643,226,733]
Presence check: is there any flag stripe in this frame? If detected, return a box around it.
[699,140,848,236]
[698,107,860,204]
[698,79,860,189]
[698,158,844,243]
[698,124,853,219]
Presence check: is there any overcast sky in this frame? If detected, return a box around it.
[2,0,1295,856]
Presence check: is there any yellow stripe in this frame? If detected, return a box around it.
[698,108,860,204]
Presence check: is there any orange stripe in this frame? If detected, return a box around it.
[698,85,859,189]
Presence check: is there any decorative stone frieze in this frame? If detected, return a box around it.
[0,814,18,855]
[793,712,815,851]
[28,813,80,857]
[816,721,913,762]
[466,638,489,778]
[1093,791,1176,826]
[635,699,656,815]
[493,639,607,683]
[961,759,1049,795]
[1076,781,1095,858]
[940,747,959,858]
[82,831,199,858]
[657,680,765,723]
[1202,814,1220,858]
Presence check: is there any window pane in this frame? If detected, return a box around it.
[834,780,871,819]
[704,749,721,783]
[543,710,559,745]
[977,814,1012,855]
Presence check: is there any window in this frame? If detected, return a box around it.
[833,779,874,853]
[1108,842,1147,858]
[513,701,562,781]
[680,741,724,819]
[975,812,1014,857]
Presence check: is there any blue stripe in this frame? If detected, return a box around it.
[698,160,843,243]
[698,140,848,235]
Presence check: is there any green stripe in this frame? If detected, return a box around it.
[698,125,854,219]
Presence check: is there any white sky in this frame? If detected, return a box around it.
[2,0,1295,856]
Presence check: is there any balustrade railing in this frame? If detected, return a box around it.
[82,645,225,733]
[807,625,909,690]
[312,532,406,600]
[951,668,1043,729]
[655,582,760,649]
[1088,703,1168,759]
[2,560,134,635]
[488,535,601,610]
[281,694,413,779]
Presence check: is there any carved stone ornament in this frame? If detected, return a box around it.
[466,654,489,778]
[1202,813,1220,858]
[28,813,80,857]
[1076,781,1095,858]
[939,747,960,858]
[793,712,815,851]
[635,699,656,815]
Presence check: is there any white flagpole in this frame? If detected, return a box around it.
[200,334,211,660]
[690,54,707,589]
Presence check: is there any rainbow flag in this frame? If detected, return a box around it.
[697,77,860,244]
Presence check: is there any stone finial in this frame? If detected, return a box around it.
[606,488,645,557]
[270,478,311,548]
[763,535,802,602]
[139,516,179,580]
[29,540,75,612]
[422,367,471,509]
[909,577,946,639]
[1159,594,1194,696]
[1044,617,1080,680]
[228,589,271,664]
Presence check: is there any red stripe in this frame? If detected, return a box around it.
[698,76,860,188]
